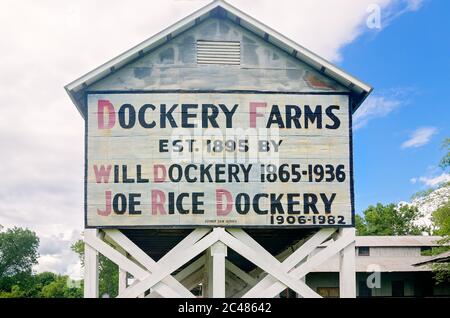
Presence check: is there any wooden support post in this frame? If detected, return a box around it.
[117,246,128,294]
[119,269,127,293]
[206,241,227,298]
[105,228,205,298]
[84,229,99,298]
[338,228,356,298]
[117,228,221,298]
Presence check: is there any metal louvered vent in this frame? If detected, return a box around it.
[197,40,240,65]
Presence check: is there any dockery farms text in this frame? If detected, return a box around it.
[87,93,352,227]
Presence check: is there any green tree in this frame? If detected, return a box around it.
[39,275,83,298]
[0,226,84,298]
[0,227,39,279]
[0,227,39,297]
[356,203,426,236]
[0,285,26,298]
[433,202,450,240]
[26,272,58,297]
[423,140,450,284]
[72,239,119,297]
[355,214,366,235]
[0,272,82,298]
[439,138,450,169]
[429,202,450,284]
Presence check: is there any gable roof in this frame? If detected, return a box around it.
[65,0,372,117]
[413,250,450,266]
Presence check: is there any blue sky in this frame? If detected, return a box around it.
[340,0,450,213]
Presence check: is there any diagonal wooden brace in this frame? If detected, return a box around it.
[260,230,356,298]
[242,228,336,298]
[104,229,200,298]
[84,230,180,298]
[117,228,223,298]
[219,230,320,298]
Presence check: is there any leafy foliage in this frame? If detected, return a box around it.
[432,201,450,239]
[0,227,39,278]
[0,227,82,298]
[417,139,450,285]
[429,201,450,284]
[356,203,426,236]
[411,187,435,200]
[440,138,450,169]
[431,263,450,284]
[0,272,82,298]
[39,275,83,298]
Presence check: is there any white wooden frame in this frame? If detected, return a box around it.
[83,227,356,298]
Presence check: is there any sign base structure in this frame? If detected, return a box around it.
[83,227,356,298]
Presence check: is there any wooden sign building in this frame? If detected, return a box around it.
[66,0,372,298]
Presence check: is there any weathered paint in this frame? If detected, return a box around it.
[86,93,352,227]
[66,1,373,120]
[88,18,347,95]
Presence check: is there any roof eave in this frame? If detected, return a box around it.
[65,0,373,115]
[219,1,372,90]
[65,0,220,94]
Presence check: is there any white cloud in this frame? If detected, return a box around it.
[231,0,422,61]
[414,173,450,187]
[353,94,403,129]
[0,0,423,276]
[407,0,424,10]
[36,254,82,279]
[401,127,437,149]
[381,0,424,25]
[32,230,82,279]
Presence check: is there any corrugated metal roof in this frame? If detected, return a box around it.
[310,236,444,272]
[312,256,435,273]
[354,236,443,247]
[318,236,442,247]
[65,0,372,117]
[413,250,450,266]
